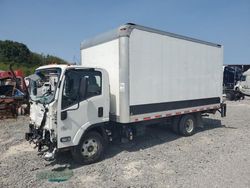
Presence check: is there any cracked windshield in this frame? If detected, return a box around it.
[29,68,61,104]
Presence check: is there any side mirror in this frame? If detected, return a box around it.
[30,81,37,95]
[61,111,67,120]
[32,88,37,95]
[78,77,88,100]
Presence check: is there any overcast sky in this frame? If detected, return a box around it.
[0,0,249,64]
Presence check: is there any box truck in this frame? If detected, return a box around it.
[25,23,226,164]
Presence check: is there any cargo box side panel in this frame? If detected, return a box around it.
[129,29,223,115]
[81,39,120,116]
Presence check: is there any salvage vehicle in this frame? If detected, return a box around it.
[223,65,246,100]
[235,69,250,97]
[0,64,29,117]
[25,23,226,164]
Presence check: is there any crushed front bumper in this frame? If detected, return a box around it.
[25,124,56,153]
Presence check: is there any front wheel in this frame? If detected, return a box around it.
[71,131,105,165]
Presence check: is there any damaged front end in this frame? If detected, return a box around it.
[25,109,57,160]
[25,67,61,160]
[0,65,29,118]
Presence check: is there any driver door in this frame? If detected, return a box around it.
[57,69,106,148]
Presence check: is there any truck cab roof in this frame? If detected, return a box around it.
[36,64,107,75]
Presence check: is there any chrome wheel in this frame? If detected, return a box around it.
[72,131,105,164]
[81,138,99,158]
[185,119,194,133]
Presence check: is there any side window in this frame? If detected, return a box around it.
[86,71,102,98]
[61,70,102,109]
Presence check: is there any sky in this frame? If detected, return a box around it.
[0,0,249,64]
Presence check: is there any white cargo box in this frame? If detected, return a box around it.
[81,23,223,123]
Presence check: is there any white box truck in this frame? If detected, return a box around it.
[25,23,226,164]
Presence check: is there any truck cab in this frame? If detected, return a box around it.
[26,64,110,163]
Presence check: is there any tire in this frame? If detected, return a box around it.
[226,92,235,101]
[71,131,105,165]
[179,114,196,136]
[171,116,180,134]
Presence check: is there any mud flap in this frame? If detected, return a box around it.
[195,112,203,128]
[220,103,227,117]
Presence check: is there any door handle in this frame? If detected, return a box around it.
[98,107,103,117]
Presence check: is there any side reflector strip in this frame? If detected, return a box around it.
[134,105,221,122]
[155,115,162,118]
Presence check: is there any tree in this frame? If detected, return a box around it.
[0,40,31,63]
[0,40,68,76]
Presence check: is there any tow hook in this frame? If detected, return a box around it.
[43,148,57,161]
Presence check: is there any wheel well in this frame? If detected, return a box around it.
[85,124,108,142]
[86,126,103,136]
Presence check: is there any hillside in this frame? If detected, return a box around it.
[0,40,68,76]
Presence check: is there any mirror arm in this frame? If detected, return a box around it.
[61,102,80,120]
[65,100,80,112]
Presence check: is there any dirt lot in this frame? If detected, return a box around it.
[0,98,250,188]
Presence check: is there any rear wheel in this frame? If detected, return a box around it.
[71,131,105,165]
[179,114,196,136]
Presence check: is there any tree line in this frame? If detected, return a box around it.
[0,40,68,76]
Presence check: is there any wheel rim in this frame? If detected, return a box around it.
[81,138,99,158]
[185,119,194,133]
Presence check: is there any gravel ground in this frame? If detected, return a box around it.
[0,98,250,188]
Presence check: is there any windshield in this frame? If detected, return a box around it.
[29,68,61,104]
